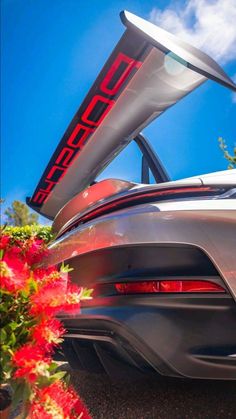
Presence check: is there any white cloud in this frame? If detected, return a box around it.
[149,0,236,64]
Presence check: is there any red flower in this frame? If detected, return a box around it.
[25,239,49,265]
[0,234,10,250]
[28,381,91,419]
[32,319,65,350]
[30,278,82,316]
[5,245,22,259]
[0,254,29,293]
[30,279,67,316]
[63,284,82,315]
[13,344,51,383]
[33,266,61,284]
[73,397,91,419]
[27,403,52,419]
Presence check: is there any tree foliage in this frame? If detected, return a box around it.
[218,137,236,169]
[3,225,54,244]
[3,200,39,226]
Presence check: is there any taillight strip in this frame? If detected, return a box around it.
[58,186,220,238]
[115,280,225,294]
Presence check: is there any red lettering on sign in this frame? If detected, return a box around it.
[67,124,94,148]
[43,179,56,192]
[47,165,66,182]
[55,147,75,167]
[32,190,48,204]
[32,50,144,205]
[100,52,142,95]
[81,95,115,127]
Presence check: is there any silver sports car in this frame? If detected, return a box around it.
[28,11,236,380]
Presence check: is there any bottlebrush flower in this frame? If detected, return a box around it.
[0,234,10,250]
[4,245,22,259]
[30,279,82,316]
[1,229,92,419]
[0,254,29,293]
[33,266,63,285]
[28,381,91,419]
[25,238,49,265]
[63,283,82,315]
[32,319,65,350]
[13,344,51,383]
[30,280,67,316]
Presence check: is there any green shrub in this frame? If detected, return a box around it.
[2,225,54,245]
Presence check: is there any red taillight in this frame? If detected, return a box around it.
[115,280,225,294]
[115,281,160,294]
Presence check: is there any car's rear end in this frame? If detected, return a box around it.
[44,173,236,380]
[27,11,236,380]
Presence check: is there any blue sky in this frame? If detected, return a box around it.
[1,0,236,223]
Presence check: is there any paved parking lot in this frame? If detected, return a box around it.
[71,369,236,419]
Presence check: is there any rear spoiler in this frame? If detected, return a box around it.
[27,10,236,219]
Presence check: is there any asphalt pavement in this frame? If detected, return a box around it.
[70,368,236,419]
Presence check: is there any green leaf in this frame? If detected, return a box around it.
[20,289,29,299]
[11,381,25,409]
[48,371,67,382]
[7,348,14,356]
[29,279,38,292]
[62,371,71,386]
[22,382,31,406]
[81,287,94,300]
[0,328,7,343]
[9,321,19,331]
[10,332,16,346]
[48,362,59,372]
[60,262,73,273]
[36,370,66,387]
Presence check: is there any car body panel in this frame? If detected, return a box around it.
[52,169,236,237]
[47,203,236,300]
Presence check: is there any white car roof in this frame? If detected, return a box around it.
[174,169,236,186]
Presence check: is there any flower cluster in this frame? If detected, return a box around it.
[28,381,90,419]
[0,231,92,418]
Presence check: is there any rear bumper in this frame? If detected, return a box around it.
[50,207,236,379]
[60,316,175,379]
[60,293,236,380]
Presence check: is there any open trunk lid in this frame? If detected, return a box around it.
[27,11,236,220]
